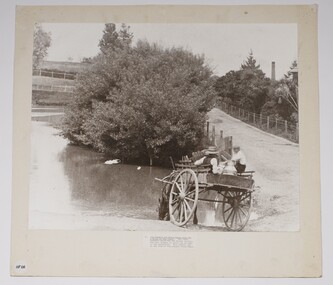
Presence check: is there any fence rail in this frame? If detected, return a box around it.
[32,84,75,93]
[33,69,76,80]
[219,102,299,143]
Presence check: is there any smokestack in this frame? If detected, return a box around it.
[271,61,276,81]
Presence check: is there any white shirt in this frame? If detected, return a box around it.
[231,150,246,165]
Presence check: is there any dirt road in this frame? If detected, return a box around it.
[207,108,300,231]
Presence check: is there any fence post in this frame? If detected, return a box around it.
[247,112,250,122]
[253,113,255,124]
[206,121,210,138]
[275,117,278,131]
[238,108,241,118]
[267,116,270,129]
[229,136,233,155]
[212,125,216,145]
[260,114,262,125]
[285,120,288,133]
[219,130,224,149]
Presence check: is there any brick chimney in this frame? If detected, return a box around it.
[271,61,276,81]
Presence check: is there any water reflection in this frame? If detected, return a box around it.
[59,144,170,220]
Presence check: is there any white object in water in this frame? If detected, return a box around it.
[104,159,121,165]
[137,166,141,170]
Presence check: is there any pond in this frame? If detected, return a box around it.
[29,108,220,230]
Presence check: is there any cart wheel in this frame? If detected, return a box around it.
[222,190,252,231]
[169,169,199,226]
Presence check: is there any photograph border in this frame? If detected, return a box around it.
[11,5,321,277]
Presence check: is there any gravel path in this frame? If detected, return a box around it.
[207,108,300,231]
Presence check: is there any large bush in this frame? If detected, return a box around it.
[62,37,216,165]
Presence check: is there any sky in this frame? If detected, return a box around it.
[41,23,297,79]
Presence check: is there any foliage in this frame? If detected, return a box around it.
[62,25,216,165]
[32,24,52,69]
[215,51,271,113]
[261,61,298,122]
[98,23,133,54]
[215,51,298,123]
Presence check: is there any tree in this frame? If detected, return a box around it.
[32,24,52,69]
[215,51,270,113]
[284,60,298,79]
[261,61,298,122]
[98,23,133,54]
[118,23,133,47]
[81,57,93,64]
[241,50,261,71]
[62,39,216,165]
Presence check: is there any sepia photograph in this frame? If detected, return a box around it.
[29,22,299,232]
[8,4,323,278]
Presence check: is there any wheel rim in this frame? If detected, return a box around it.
[222,190,252,231]
[169,169,199,226]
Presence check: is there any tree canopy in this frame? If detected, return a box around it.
[32,24,52,69]
[215,51,298,123]
[62,24,216,165]
[215,51,270,113]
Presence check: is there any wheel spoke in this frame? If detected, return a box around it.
[185,189,196,197]
[226,208,234,223]
[236,209,242,226]
[239,205,247,216]
[184,199,192,212]
[183,173,189,190]
[179,203,184,222]
[230,210,236,228]
[186,173,191,187]
[171,198,178,205]
[175,183,182,193]
[234,210,239,227]
[185,197,195,202]
[224,205,233,214]
[239,193,251,203]
[171,190,179,196]
[172,202,180,215]
[183,203,188,221]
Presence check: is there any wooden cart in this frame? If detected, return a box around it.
[156,162,255,231]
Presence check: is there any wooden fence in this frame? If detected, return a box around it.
[206,122,233,159]
[219,102,299,143]
[33,69,76,80]
[32,84,75,93]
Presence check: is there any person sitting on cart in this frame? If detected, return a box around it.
[231,145,247,174]
[194,145,221,174]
